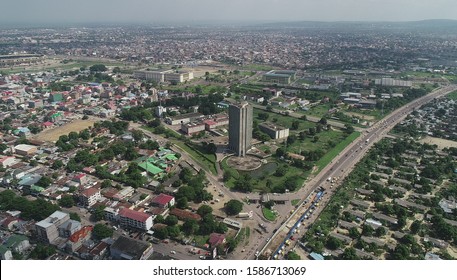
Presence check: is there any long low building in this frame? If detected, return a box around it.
[134,69,194,83]
[259,122,289,139]
[118,208,153,231]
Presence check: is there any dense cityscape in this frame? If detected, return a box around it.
[0,20,456,261]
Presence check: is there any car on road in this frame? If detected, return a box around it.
[170,251,176,254]
[199,255,205,259]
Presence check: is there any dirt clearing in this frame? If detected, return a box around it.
[33,119,96,142]
[418,136,457,149]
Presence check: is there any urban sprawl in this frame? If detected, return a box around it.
[0,21,457,261]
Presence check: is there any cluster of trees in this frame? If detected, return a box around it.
[120,107,153,122]
[154,205,228,240]
[201,142,217,154]
[94,120,129,135]
[93,223,114,240]
[89,64,108,72]
[174,168,213,205]
[160,93,224,115]
[94,162,147,189]
[75,73,114,83]
[55,129,91,151]
[29,244,56,260]
[0,190,60,221]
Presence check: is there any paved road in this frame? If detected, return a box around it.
[130,85,457,260]
[258,85,457,258]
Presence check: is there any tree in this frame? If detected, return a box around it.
[326,236,343,250]
[308,127,316,135]
[59,195,75,208]
[291,120,300,130]
[344,124,355,134]
[176,197,188,209]
[182,219,199,235]
[275,147,286,157]
[264,200,275,209]
[349,227,361,239]
[375,227,386,237]
[390,244,411,260]
[132,129,144,142]
[93,224,113,240]
[197,205,213,217]
[70,212,81,222]
[340,247,359,260]
[154,227,169,239]
[410,220,422,234]
[90,64,107,72]
[38,176,52,188]
[29,244,56,260]
[92,205,106,221]
[51,160,64,170]
[167,225,181,238]
[286,251,301,260]
[165,215,179,226]
[225,200,243,216]
[319,117,328,125]
[155,215,165,224]
[101,179,112,189]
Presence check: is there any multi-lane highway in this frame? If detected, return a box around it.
[258,85,457,258]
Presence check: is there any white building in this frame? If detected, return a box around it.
[118,208,153,231]
[79,188,101,208]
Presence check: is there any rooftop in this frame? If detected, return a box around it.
[152,193,174,206]
[119,208,151,223]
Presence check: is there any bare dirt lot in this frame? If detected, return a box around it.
[33,119,96,142]
[419,136,457,149]
[343,112,376,121]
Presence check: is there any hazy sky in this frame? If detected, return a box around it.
[2,0,457,24]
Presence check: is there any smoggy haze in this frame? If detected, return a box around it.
[2,0,457,25]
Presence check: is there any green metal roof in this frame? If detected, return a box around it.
[139,162,163,175]
[4,235,28,249]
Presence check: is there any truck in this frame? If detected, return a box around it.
[237,211,253,219]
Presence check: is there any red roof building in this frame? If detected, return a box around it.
[170,208,201,221]
[66,225,93,253]
[209,233,226,248]
[151,193,175,208]
[118,208,153,231]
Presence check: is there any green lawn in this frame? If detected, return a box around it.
[172,141,218,175]
[446,91,457,100]
[315,131,361,172]
[287,129,346,155]
[262,208,277,221]
[253,108,315,131]
[306,103,333,118]
[291,199,301,206]
[240,64,275,71]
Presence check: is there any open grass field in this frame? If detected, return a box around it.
[172,140,218,175]
[314,131,361,172]
[447,91,457,100]
[33,119,95,142]
[253,108,315,131]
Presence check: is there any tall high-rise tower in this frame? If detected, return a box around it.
[228,102,253,157]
